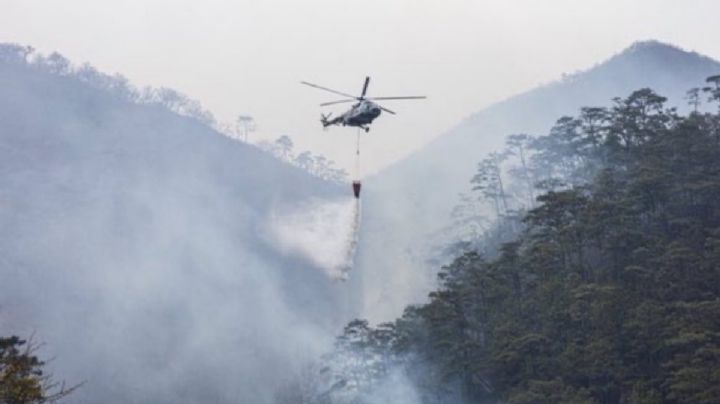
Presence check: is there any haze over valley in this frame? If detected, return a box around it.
[2,2,720,403]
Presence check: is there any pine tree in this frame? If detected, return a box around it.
[0,336,79,403]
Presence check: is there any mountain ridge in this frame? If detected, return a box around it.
[357,40,720,321]
[0,43,354,404]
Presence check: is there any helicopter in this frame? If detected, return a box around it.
[301,76,425,132]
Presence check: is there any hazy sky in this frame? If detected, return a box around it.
[2,0,720,173]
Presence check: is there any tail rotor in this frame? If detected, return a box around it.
[320,113,332,129]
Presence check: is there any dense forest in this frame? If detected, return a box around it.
[279,76,720,403]
[356,41,720,321]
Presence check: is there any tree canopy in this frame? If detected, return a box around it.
[285,78,720,403]
[0,336,79,403]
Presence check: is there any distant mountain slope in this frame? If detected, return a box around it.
[0,44,351,403]
[358,40,720,320]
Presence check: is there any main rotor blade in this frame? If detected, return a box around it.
[300,81,357,99]
[360,76,370,99]
[379,105,396,115]
[368,96,427,101]
[319,99,357,106]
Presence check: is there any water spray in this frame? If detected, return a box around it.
[352,128,362,199]
[266,129,364,280]
[269,196,361,281]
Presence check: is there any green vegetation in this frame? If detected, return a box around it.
[299,78,720,403]
[0,336,79,403]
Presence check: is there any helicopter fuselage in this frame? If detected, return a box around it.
[322,100,381,131]
[344,100,382,126]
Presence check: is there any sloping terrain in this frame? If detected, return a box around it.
[358,41,720,320]
[0,45,353,403]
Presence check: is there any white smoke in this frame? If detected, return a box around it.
[363,367,422,404]
[268,197,361,280]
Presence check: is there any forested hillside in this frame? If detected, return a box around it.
[291,77,720,403]
[358,41,720,321]
[0,44,354,403]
